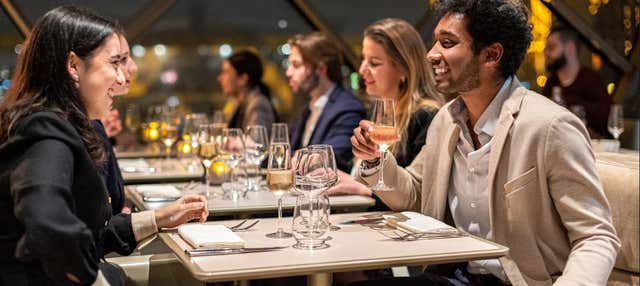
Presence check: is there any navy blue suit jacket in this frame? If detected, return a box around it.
[290,85,366,172]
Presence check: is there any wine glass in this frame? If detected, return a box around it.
[306,144,338,188]
[197,124,216,197]
[608,104,624,140]
[271,123,289,144]
[265,143,294,238]
[160,113,180,160]
[244,125,268,192]
[220,128,246,198]
[369,98,399,192]
[294,147,332,198]
[183,113,208,171]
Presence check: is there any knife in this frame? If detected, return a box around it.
[185,246,288,256]
[339,217,385,225]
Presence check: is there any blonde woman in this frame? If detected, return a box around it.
[329,18,445,196]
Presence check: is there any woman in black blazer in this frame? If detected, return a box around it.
[0,7,208,285]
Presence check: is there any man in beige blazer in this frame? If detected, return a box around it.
[352,1,620,285]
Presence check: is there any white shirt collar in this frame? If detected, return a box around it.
[309,83,335,112]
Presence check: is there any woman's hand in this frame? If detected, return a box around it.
[351,120,381,161]
[155,194,209,229]
[327,170,372,197]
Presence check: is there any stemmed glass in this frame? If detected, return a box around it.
[183,113,208,171]
[608,104,624,140]
[369,98,399,192]
[306,144,339,231]
[160,113,180,161]
[220,128,246,197]
[244,125,269,192]
[197,124,216,197]
[265,143,294,238]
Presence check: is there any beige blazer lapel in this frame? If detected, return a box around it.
[487,79,527,234]
[428,122,460,221]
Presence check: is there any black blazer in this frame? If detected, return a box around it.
[92,120,125,214]
[290,86,366,172]
[0,112,136,285]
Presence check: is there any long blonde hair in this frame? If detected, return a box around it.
[364,18,445,156]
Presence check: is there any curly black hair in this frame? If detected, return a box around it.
[435,0,533,78]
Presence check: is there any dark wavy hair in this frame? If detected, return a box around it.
[435,0,533,78]
[0,6,121,165]
[227,50,271,98]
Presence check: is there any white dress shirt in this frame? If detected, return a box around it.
[448,77,512,281]
[301,84,334,147]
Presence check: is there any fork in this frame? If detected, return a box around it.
[375,229,466,241]
[231,220,260,232]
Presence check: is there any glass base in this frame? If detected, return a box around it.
[266,231,293,239]
[292,240,330,250]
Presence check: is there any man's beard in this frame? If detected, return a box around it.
[437,57,481,94]
[546,53,567,72]
[297,71,320,95]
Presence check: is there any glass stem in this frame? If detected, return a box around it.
[276,197,283,233]
[308,195,314,243]
[203,163,209,197]
[377,148,386,186]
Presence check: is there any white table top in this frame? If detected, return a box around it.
[159,212,508,283]
[120,158,203,184]
[126,184,376,217]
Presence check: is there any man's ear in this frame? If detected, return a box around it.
[481,42,503,70]
[66,51,81,82]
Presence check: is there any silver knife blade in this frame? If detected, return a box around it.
[185,246,288,256]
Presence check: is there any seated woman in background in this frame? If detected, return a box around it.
[329,18,446,198]
[0,6,208,285]
[218,50,277,134]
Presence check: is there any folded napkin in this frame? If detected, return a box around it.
[178,224,245,249]
[137,185,181,200]
[385,211,456,233]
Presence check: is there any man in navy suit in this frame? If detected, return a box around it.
[286,32,366,172]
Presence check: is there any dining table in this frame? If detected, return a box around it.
[157,212,509,286]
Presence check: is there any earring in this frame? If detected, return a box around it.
[72,75,79,82]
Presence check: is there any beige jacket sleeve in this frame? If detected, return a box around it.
[545,113,620,285]
[130,210,158,242]
[356,146,427,212]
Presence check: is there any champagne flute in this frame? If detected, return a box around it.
[244,125,268,191]
[369,98,399,192]
[271,123,289,145]
[265,143,294,238]
[608,104,624,140]
[184,113,208,170]
[197,124,216,197]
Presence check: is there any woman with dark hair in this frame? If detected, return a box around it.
[0,6,208,285]
[218,50,277,134]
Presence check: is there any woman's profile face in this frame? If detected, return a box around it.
[359,36,404,99]
[76,34,125,119]
[218,60,241,97]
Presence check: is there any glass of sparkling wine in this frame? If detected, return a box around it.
[369,98,399,192]
[197,124,216,197]
[265,143,294,238]
[160,115,180,160]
